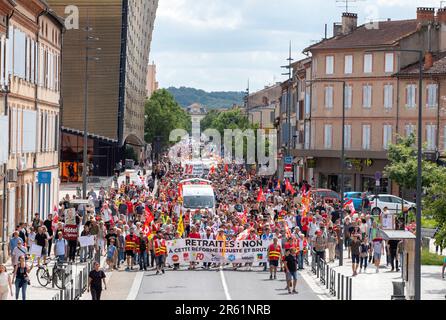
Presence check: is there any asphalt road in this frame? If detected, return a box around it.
[136,266,320,300]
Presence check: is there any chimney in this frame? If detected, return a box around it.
[342,12,358,34]
[417,7,435,24]
[438,8,446,24]
[333,22,342,37]
[424,51,434,70]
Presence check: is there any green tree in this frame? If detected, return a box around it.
[386,134,446,245]
[144,89,191,147]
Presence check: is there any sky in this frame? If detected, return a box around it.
[150,0,443,92]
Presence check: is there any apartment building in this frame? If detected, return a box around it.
[0,0,63,261]
[296,9,441,194]
[247,83,282,130]
[47,0,159,179]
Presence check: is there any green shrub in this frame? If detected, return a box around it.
[421,249,444,266]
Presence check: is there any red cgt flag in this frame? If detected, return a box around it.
[145,205,155,225]
[257,188,266,203]
[285,179,296,195]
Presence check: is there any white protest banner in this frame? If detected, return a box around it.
[79,236,95,247]
[30,244,43,257]
[166,238,272,265]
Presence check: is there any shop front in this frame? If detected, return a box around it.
[306,157,392,194]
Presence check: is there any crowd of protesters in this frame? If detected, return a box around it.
[2,151,418,300]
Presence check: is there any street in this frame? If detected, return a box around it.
[135,267,319,300]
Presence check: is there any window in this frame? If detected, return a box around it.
[406,84,416,108]
[384,84,393,109]
[427,84,438,108]
[426,124,436,151]
[405,124,415,137]
[344,55,353,74]
[344,124,352,149]
[364,54,373,73]
[362,124,371,150]
[363,85,372,108]
[13,27,26,79]
[345,85,352,109]
[325,56,334,75]
[324,124,332,149]
[383,125,392,150]
[305,92,310,115]
[22,110,37,153]
[385,53,394,73]
[325,86,333,109]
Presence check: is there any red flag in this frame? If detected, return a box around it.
[224,164,229,174]
[285,179,296,195]
[210,165,216,175]
[178,183,183,201]
[145,205,155,225]
[257,188,266,203]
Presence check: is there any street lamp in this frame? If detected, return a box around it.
[366,48,423,301]
[306,79,346,266]
[82,17,101,200]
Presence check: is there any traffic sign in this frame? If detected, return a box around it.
[284,156,293,165]
[375,171,382,181]
[285,164,293,171]
[284,172,293,178]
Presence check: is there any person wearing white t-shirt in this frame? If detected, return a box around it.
[0,264,13,300]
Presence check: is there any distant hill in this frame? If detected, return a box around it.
[167,87,244,109]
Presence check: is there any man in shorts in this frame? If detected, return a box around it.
[284,248,298,294]
[267,238,281,280]
[125,228,138,271]
[372,238,385,273]
[350,234,361,276]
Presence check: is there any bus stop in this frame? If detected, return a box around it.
[378,229,416,300]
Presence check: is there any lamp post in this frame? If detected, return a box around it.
[306,79,346,266]
[82,15,101,200]
[366,48,423,300]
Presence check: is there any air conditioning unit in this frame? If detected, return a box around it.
[7,169,18,183]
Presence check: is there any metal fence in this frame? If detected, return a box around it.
[311,252,353,300]
[52,259,94,301]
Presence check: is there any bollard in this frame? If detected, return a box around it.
[326,265,329,289]
[349,277,353,300]
[341,275,345,300]
[337,273,340,300]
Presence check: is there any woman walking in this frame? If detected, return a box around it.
[0,264,13,300]
[12,256,32,300]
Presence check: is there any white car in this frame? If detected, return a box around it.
[368,194,416,215]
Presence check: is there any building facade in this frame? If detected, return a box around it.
[146,62,158,98]
[47,0,159,179]
[290,8,445,196]
[0,0,63,261]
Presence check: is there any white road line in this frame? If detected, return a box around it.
[126,271,145,301]
[219,267,232,300]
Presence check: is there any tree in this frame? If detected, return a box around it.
[386,134,446,244]
[144,89,191,147]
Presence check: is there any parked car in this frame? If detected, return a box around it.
[368,194,416,215]
[312,189,341,204]
[344,192,366,211]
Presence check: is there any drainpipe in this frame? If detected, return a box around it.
[2,7,14,263]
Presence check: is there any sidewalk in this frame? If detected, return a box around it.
[313,249,446,300]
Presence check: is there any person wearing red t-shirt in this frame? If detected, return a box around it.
[301,215,309,237]
[188,226,201,270]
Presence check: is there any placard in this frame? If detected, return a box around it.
[79,236,95,247]
[63,224,79,241]
[30,244,43,257]
[64,208,76,225]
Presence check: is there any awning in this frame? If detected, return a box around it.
[378,230,416,240]
[61,127,118,144]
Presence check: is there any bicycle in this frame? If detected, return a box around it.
[36,258,67,289]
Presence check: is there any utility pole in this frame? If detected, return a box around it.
[281,41,294,157]
[82,12,101,199]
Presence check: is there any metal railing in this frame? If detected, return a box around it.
[52,259,94,301]
[311,251,353,300]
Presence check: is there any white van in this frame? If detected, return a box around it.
[180,179,216,223]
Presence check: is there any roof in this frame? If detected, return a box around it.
[397,52,446,76]
[182,185,214,197]
[378,230,416,240]
[304,19,420,52]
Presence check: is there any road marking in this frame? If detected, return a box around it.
[219,267,232,300]
[126,271,144,301]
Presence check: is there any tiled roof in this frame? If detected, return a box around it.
[397,52,446,76]
[304,19,420,51]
